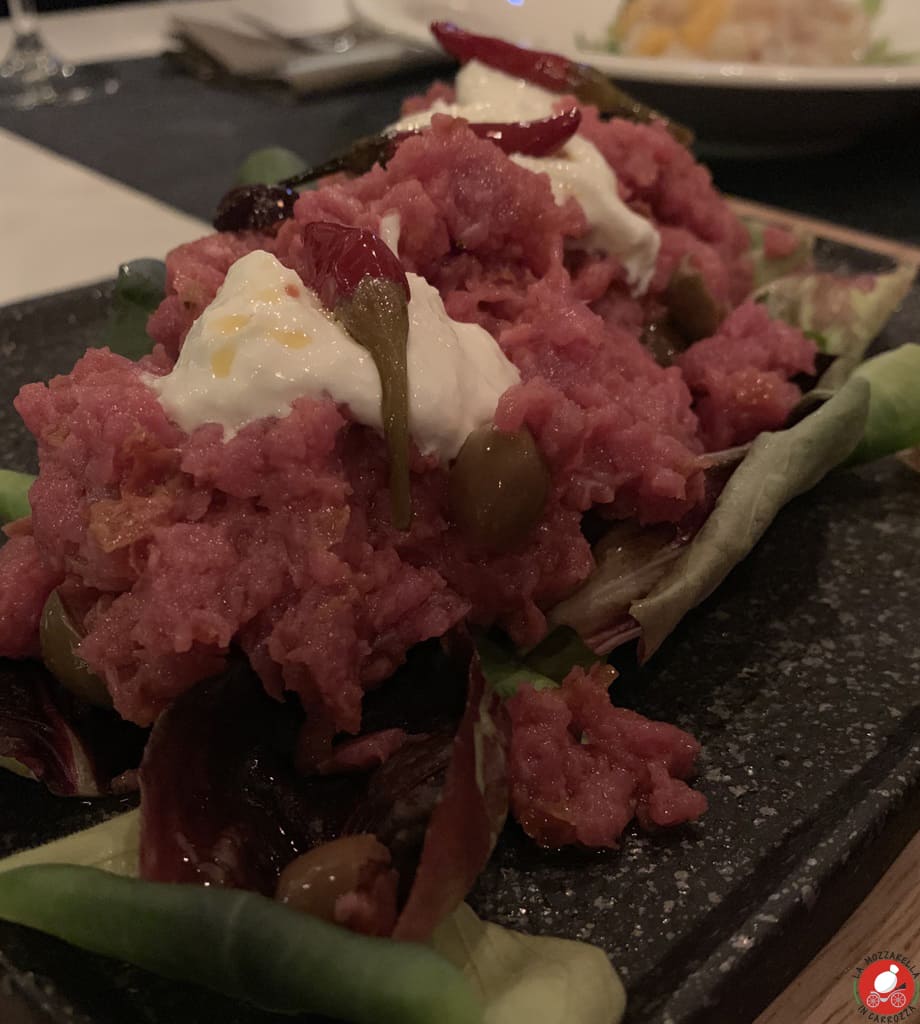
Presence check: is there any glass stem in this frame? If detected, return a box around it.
[7,0,40,40]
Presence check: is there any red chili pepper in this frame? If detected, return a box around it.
[413,108,581,158]
[430,21,693,145]
[431,21,582,94]
[213,109,582,232]
[299,222,410,309]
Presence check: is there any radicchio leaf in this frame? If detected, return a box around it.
[138,664,361,894]
[547,522,682,651]
[391,641,508,941]
[546,458,745,654]
[0,660,145,797]
[139,641,506,939]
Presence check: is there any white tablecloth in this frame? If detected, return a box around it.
[0,0,358,304]
[0,128,208,305]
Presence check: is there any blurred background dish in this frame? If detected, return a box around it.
[352,0,920,155]
[605,0,893,67]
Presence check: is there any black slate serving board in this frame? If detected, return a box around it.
[0,236,919,1024]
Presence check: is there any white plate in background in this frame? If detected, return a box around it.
[352,0,920,155]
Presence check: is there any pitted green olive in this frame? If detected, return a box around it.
[275,834,392,923]
[665,262,725,343]
[39,590,111,708]
[448,426,549,551]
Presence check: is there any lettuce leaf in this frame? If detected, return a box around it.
[631,376,870,659]
[475,628,597,699]
[847,344,920,464]
[745,220,814,290]
[0,813,626,1024]
[432,903,626,1024]
[0,809,140,876]
[755,264,915,388]
[0,468,34,523]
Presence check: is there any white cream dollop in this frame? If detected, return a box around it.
[394,59,559,128]
[148,249,520,461]
[392,60,660,295]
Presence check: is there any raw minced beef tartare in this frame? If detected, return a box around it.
[0,43,819,852]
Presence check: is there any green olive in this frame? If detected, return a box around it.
[275,834,391,922]
[665,261,725,343]
[448,426,549,552]
[39,589,111,708]
[641,319,686,367]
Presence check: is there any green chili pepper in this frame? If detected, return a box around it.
[337,277,412,530]
[0,865,481,1024]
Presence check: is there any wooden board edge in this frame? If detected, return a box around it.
[728,196,920,266]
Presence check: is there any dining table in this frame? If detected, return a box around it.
[0,3,918,1023]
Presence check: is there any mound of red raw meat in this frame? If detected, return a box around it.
[0,97,816,847]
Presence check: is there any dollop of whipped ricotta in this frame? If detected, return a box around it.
[148,249,520,461]
[392,60,660,295]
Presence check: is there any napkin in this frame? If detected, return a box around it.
[171,15,444,95]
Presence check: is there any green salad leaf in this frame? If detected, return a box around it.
[847,344,920,465]
[631,376,871,659]
[103,258,167,361]
[0,812,626,1024]
[0,809,140,876]
[745,220,814,290]
[862,37,920,65]
[755,263,915,388]
[234,146,307,186]
[476,627,597,699]
[0,468,35,523]
[432,903,626,1024]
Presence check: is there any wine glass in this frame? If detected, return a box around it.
[0,0,119,109]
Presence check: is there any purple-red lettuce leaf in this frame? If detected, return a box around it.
[0,660,145,797]
[138,663,361,894]
[391,639,508,940]
[138,641,507,939]
[545,459,739,655]
[547,521,683,652]
[546,381,869,660]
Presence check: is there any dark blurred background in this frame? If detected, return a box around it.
[0,0,141,13]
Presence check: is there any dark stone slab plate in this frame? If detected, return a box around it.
[0,237,919,1024]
